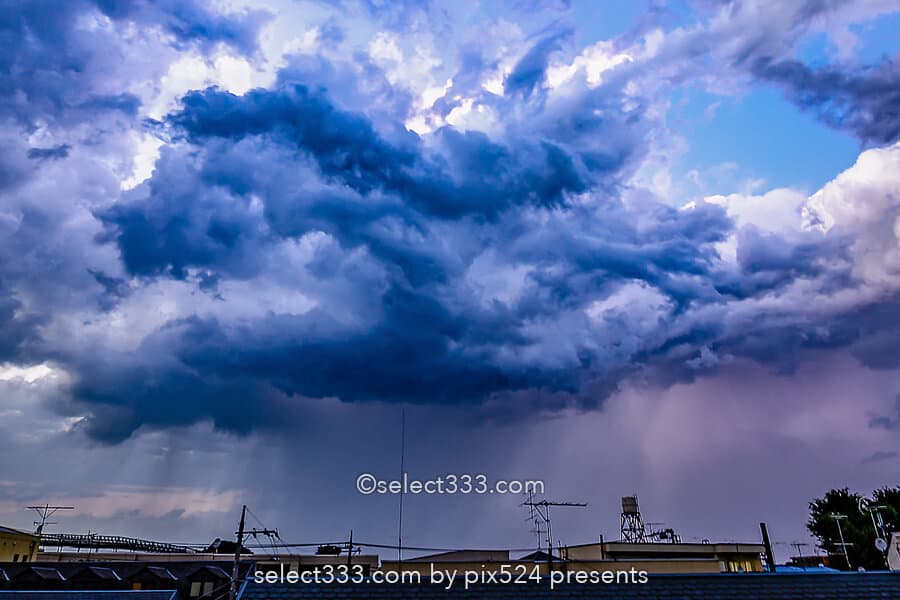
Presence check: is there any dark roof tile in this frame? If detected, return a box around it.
[0,592,176,600]
[239,572,900,600]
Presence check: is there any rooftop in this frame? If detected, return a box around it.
[0,528,34,538]
[239,572,900,600]
[0,592,176,600]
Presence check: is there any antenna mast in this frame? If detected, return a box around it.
[523,490,544,550]
[522,499,587,569]
[27,504,74,535]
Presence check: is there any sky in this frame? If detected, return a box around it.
[1,0,900,562]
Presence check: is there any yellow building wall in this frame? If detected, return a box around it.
[0,528,39,562]
[560,543,764,573]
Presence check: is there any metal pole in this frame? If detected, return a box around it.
[832,515,851,570]
[230,505,246,600]
[759,523,776,572]
[546,505,553,574]
[347,530,353,569]
[868,507,890,568]
[397,408,405,566]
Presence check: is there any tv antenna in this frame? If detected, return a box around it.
[790,541,809,567]
[522,498,587,566]
[829,513,853,570]
[27,504,74,535]
[523,490,545,550]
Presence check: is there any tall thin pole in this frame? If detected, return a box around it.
[546,504,553,573]
[347,530,353,569]
[866,506,889,568]
[397,408,405,565]
[230,505,246,600]
[759,523,776,572]
[831,514,851,570]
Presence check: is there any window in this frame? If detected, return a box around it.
[725,559,754,573]
[11,554,18,563]
[132,583,143,590]
[190,582,202,597]
[202,582,215,597]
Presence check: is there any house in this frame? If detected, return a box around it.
[560,541,767,573]
[66,566,122,589]
[0,592,177,600]
[126,565,178,590]
[0,560,254,598]
[6,567,66,590]
[238,572,900,600]
[380,541,767,577]
[180,565,230,600]
[380,550,512,577]
[889,532,900,571]
[0,528,39,564]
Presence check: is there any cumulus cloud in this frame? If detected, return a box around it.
[0,0,898,447]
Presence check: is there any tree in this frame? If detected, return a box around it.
[807,487,900,570]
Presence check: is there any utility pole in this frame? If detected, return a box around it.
[758,523,776,572]
[347,530,353,569]
[229,505,246,600]
[397,407,405,566]
[830,513,852,570]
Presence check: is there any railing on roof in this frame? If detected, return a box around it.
[40,533,199,554]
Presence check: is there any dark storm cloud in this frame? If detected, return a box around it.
[0,0,272,428]
[88,269,132,311]
[27,144,71,161]
[0,286,44,362]
[97,79,596,287]
[4,0,899,446]
[505,30,573,96]
[79,62,757,439]
[165,84,587,218]
[94,0,270,55]
[70,287,535,442]
[0,0,267,129]
[79,36,898,441]
[752,56,900,145]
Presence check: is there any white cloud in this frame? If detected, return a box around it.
[706,187,807,235]
[0,363,56,383]
[803,142,900,287]
[545,40,631,89]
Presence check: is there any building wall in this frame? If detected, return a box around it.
[560,543,764,572]
[406,551,511,563]
[380,558,726,576]
[889,533,900,572]
[0,528,39,563]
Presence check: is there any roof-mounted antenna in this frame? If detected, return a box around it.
[27,504,74,535]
